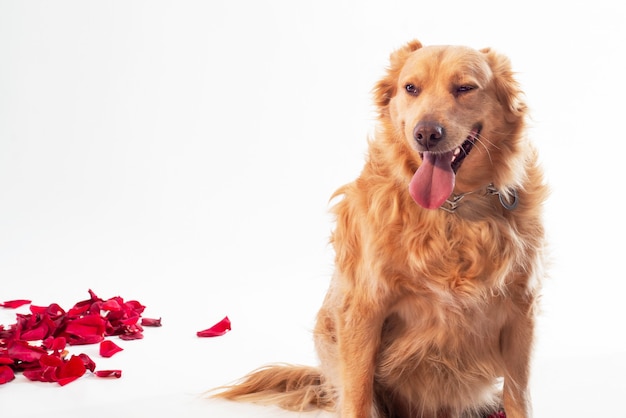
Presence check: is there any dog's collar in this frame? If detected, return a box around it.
[440,183,519,213]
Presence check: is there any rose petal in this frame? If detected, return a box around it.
[39,353,64,368]
[197,316,231,337]
[118,331,143,341]
[141,317,162,327]
[101,298,122,312]
[67,334,105,345]
[64,315,106,345]
[20,314,56,341]
[0,299,31,309]
[99,340,123,358]
[23,354,65,383]
[123,300,145,315]
[67,303,90,317]
[22,354,62,383]
[0,357,14,365]
[117,316,140,327]
[42,336,67,352]
[23,369,46,382]
[7,340,47,362]
[68,290,102,316]
[77,353,96,372]
[87,289,99,299]
[56,355,86,386]
[0,366,15,384]
[95,369,122,378]
[30,303,65,318]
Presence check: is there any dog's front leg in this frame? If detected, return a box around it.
[336,296,386,418]
[500,300,536,418]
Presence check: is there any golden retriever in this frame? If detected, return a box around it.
[212,40,547,418]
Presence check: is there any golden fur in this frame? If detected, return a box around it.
[212,40,547,418]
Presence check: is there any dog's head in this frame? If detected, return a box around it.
[374,40,527,210]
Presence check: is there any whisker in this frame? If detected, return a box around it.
[474,134,495,166]
[475,132,500,151]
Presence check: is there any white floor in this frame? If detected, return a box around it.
[2,291,625,417]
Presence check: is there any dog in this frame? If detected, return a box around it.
[212,40,547,418]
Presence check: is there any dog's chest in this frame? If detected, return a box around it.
[374,290,505,402]
[385,284,505,354]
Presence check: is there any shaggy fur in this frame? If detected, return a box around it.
[212,40,547,418]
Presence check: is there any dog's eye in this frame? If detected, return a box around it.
[455,85,475,95]
[405,84,420,96]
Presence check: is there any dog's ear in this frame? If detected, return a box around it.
[480,48,527,122]
[374,40,423,110]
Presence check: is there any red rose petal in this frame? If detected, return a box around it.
[120,316,140,326]
[123,300,145,315]
[64,315,106,345]
[7,340,47,362]
[101,298,122,312]
[65,314,107,335]
[0,366,15,384]
[141,317,162,327]
[0,299,31,309]
[67,304,90,317]
[68,334,105,345]
[22,354,63,383]
[42,336,67,352]
[118,331,143,341]
[99,340,123,358]
[95,369,122,378]
[30,303,65,318]
[76,353,96,373]
[20,314,56,341]
[0,357,14,365]
[56,376,80,386]
[39,353,64,368]
[197,316,231,337]
[22,369,46,382]
[56,355,86,386]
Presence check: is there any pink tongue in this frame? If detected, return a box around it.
[409,151,455,209]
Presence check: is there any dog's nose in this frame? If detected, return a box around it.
[413,121,445,150]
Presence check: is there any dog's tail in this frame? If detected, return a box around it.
[210,364,335,412]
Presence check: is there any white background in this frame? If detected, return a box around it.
[1,1,625,417]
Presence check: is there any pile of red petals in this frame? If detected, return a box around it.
[0,290,161,386]
[485,412,506,418]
